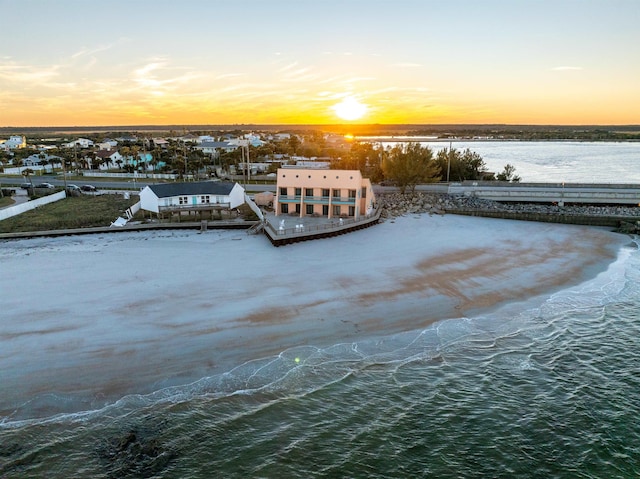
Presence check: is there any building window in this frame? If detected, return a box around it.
[295,204,301,214]
[349,189,356,198]
[306,204,314,215]
[200,195,210,204]
[322,205,329,215]
[349,206,355,216]
[305,188,313,197]
[179,196,188,205]
[281,203,289,214]
[332,189,340,198]
[279,187,287,196]
[295,187,302,197]
[333,205,341,216]
[322,188,330,197]
[362,187,367,198]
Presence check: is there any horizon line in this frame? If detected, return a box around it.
[2,122,640,131]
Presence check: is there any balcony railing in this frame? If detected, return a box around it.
[159,202,230,211]
[331,196,356,205]
[278,195,355,205]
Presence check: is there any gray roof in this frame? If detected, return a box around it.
[148,181,237,198]
[196,141,235,149]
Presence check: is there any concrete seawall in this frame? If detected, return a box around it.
[446,208,637,229]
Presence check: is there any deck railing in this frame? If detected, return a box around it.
[264,206,381,238]
[159,202,230,211]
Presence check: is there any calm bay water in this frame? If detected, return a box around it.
[1,142,640,478]
[399,140,640,184]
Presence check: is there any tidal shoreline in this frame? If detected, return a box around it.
[0,213,630,421]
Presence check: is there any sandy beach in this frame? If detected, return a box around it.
[0,214,628,419]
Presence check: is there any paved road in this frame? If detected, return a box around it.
[0,189,29,210]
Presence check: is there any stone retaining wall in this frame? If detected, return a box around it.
[377,192,640,233]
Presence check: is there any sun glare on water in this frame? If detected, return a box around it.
[333,96,368,121]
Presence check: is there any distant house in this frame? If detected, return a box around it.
[1,135,27,150]
[139,181,246,218]
[98,139,118,150]
[22,153,63,170]
[272,133,291,141]
[116,135,138,143]
[64,138,94,149]
[194,141,237,157]
[93,149,123,170]
[152,137,169,149]
[123,152,153,170]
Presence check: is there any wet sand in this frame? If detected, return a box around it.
[0,214,627,419]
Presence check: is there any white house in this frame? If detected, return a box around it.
[228,134,265,147]
[272,133,291,141]
[22,153,63,169]
[1,135,27,149]
[64,138,94,149]
[93,150,124,170]
[139,181,246,215]
[194,141,237,157]
[98,139,118,150]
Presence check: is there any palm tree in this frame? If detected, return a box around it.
[22,167,35,191]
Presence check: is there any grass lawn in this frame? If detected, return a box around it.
[0,194,140,233]
[0,196,15,208]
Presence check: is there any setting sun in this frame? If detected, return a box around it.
[333,97,368,121]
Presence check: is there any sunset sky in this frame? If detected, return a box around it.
[1,0,639,127]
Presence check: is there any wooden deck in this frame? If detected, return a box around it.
[0,220,257,240]
[262,207,382,246]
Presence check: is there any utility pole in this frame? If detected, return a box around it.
[447,141,452,183]
[62,148,68,191]
[246,140,251,182]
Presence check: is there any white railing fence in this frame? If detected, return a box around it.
[0,191,67,221]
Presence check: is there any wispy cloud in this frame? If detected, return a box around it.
[393,62,423,68]
[552,66,583,71]
[70,41,120,59]
[0,62,59,84]
[131,59,201,95]
[214,73,243,80]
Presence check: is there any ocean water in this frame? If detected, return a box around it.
[1,236,639,477]
[410,141,640,184]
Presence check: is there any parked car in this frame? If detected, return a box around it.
[20,183,32,189]
[35,182,55,189]
[66,184,81,191]
[80,184,97,192]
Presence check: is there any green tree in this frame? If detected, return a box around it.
[435,147,489,182]
[286,135,301,155]
[496,163,521,182]
[382,142,441,193]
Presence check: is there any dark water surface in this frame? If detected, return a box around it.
[2,240,638,478]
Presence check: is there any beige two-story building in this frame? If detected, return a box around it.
[275,167,376,219]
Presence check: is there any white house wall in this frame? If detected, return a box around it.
[139,188,160,213]
[228,184,246,208]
